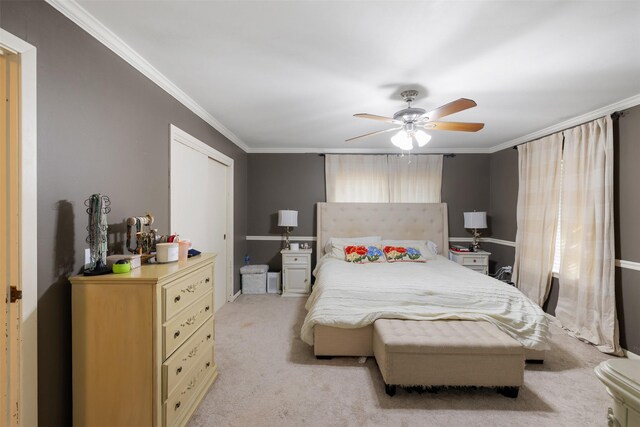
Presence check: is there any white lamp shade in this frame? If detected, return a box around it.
[464,211,487,229]
[390,130,413,150]
[278,210,298,227]
[414,130,432,147]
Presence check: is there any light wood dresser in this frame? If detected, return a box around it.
[70,253,218,427]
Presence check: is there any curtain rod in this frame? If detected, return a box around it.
[511,111,624,150]
[318,153,456,157]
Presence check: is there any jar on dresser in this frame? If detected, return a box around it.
[70,253,218,427]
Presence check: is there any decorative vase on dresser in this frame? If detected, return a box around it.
[70,253,218,427]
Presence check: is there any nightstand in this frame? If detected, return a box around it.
[449,250,491,275]
[280,249,312,297]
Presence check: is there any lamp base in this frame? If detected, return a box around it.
[472,229,482,252]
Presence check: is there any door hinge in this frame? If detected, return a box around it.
[10,286,22,303]
[224,234,226,240]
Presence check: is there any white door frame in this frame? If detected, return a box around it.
[169,124,234,304]
[0,28,37,427]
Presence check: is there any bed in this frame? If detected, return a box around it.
[303,202,549,361]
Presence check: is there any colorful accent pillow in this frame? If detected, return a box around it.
[380,240,437,260]
[327,236,382,259]
[344,245,385,263]
[383,245,427,263]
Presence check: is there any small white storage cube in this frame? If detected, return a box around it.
[267,272,281,294]
[240,264,268,294]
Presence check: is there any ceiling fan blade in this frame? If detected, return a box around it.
[419,98,477,121]
[354,113,403,124]
[346,126,402,142]
[423,121,485,132]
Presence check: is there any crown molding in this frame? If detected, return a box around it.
[45,0,250,152]
[488,93,640,153]
[246,146,493,154]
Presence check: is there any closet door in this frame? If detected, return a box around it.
[171,133,230,313]
[207,158,228,312]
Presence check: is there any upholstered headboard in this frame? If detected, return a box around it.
[316,202,449,264]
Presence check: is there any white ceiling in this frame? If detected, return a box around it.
[72,0,640,153]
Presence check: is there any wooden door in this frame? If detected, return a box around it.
[0,46,22,427]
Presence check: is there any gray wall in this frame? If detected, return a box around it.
[486,104,640,354]
[442,154,490,237]
[246,154,325,270]
[0,2,247,425]
[245,154,490,271]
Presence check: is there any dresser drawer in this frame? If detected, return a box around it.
[163,318,215,400]
[163,292,213,359]
[461,255,487,266]
[468,265,488,274]
[164,347,216,427]
[282,254,308,265]
[163,264,213,322]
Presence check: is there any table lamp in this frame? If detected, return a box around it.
[464,211,487,252]
[278,210,298,249]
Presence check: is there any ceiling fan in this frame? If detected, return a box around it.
[347,90,484,150]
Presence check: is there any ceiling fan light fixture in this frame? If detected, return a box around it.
[391,130,413,150]
[414,130,431,147]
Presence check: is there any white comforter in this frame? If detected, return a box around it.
[301,255,549,351]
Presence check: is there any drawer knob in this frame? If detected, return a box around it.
[174,295,181,303]
[206,362,211,368]
[205,277,211,283]
[175,401,181,411]
[473,259,477,263]
[205,305,210,312]
[294,258,298,261]
[206,334,212,340]
[176,366,183,375]
[174,331,181,339]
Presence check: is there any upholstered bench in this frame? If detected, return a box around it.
[373,319,525,397]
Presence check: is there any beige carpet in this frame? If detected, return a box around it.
[188,294,615,427]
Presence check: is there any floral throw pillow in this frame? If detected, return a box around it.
[383,246,427,263]
[344,245,385,263]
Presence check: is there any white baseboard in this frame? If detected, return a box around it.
[230,290,241,302]
[624,349,640,360]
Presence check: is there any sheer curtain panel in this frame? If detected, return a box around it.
[388,155,443,202]
[325,155,389,202]
[512,134,563,306]
[556,116,621,355]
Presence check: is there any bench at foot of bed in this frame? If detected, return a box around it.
[373,320,525,398]
[383,384,520,398]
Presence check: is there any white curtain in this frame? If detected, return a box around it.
[513,133,563,306]
[326,154,443,203]
[556,116,621,355]
[325,155,389,202]
[388,155,443,202]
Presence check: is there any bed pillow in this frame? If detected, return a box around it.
[379,240,436,260]
[344,245,385,263]
[427,240,439,255]
[383,245,428,263]
[325,236,382,259]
